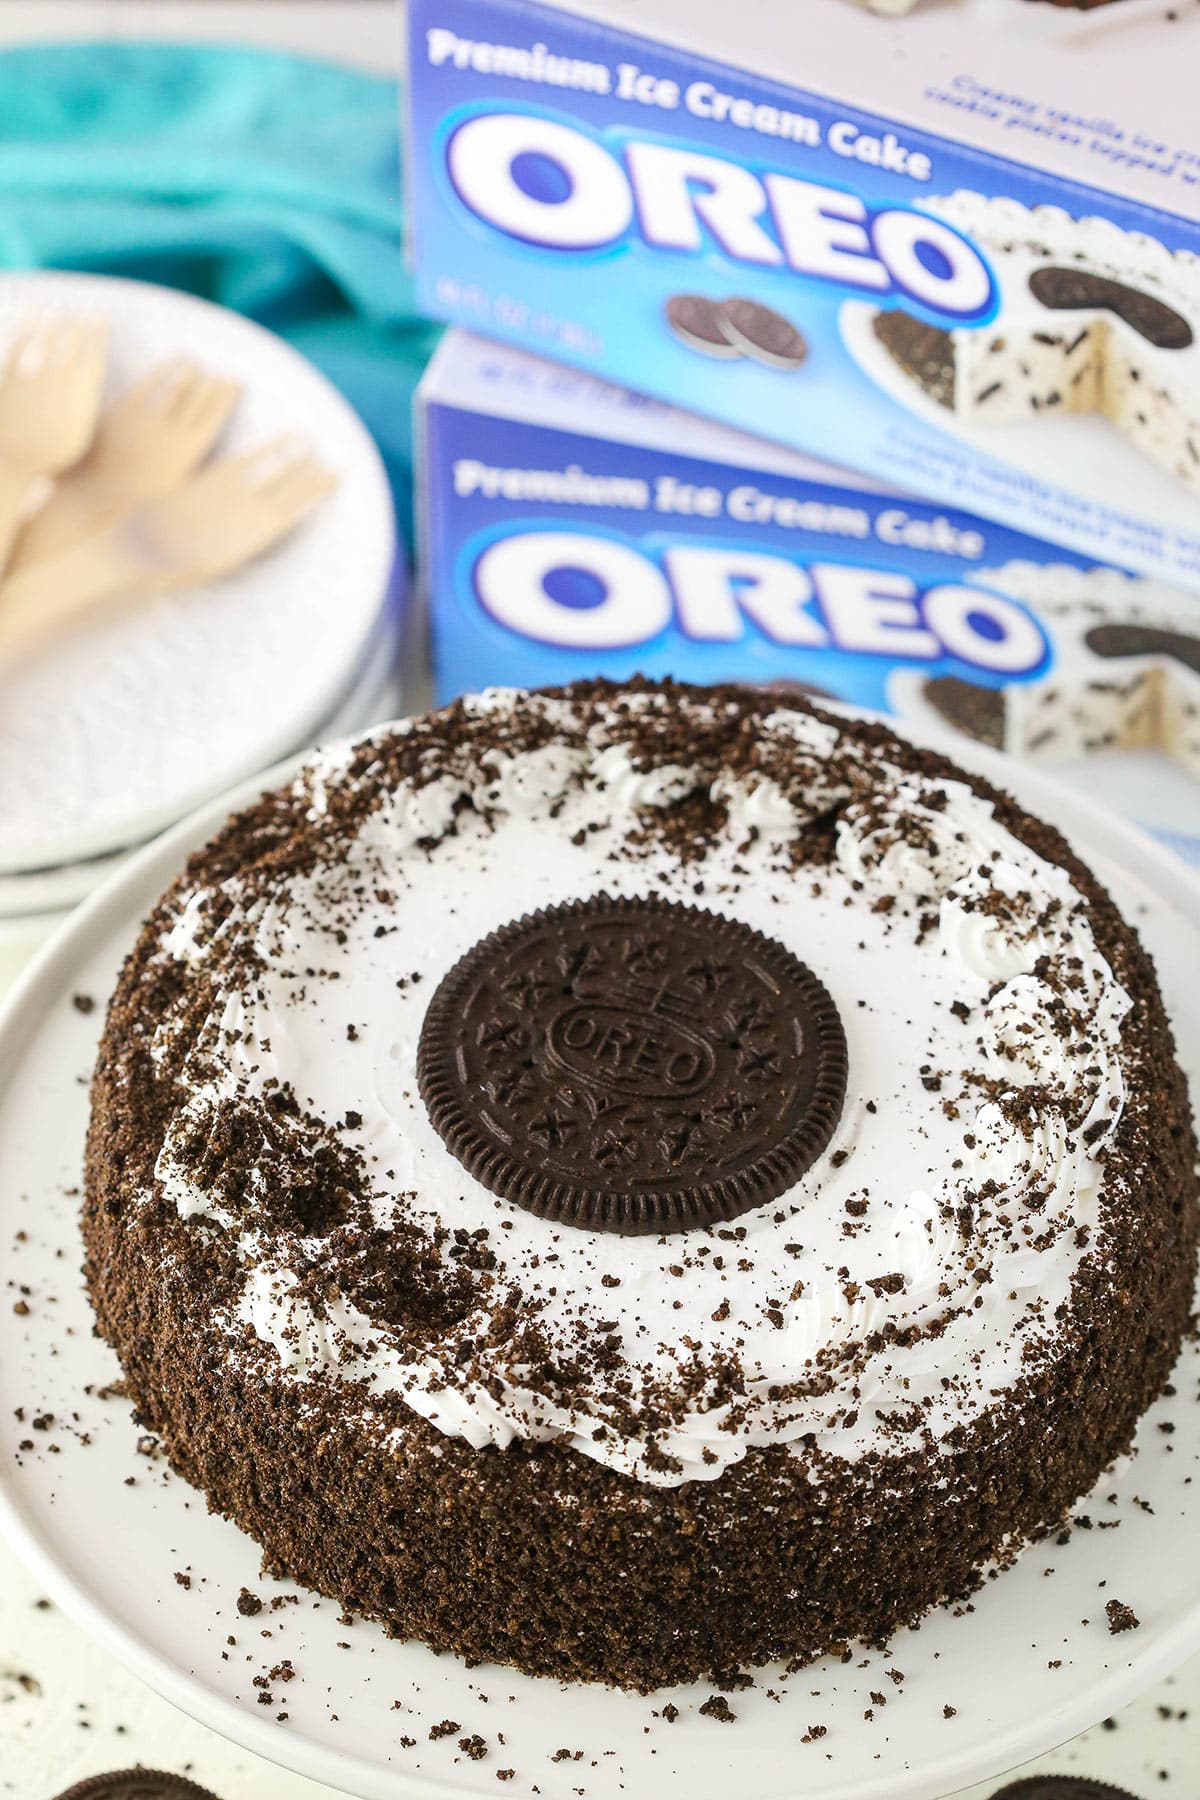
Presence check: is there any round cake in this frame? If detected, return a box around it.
[83,679,1198,1690]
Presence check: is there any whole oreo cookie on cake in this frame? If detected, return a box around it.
[83,680,1198,1689]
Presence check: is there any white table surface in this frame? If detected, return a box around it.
[1,6,1199,1797]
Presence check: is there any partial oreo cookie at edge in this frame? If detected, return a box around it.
[989,1778,1140,1800]
[52,1773,222,1800]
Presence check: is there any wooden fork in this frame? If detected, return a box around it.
[0,318,108,572]
[11,357,240,570]
[0,438,337,661]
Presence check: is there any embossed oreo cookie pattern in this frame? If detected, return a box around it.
[417,894,848,1232]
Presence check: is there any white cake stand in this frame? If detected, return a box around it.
[0,725,1198,1800]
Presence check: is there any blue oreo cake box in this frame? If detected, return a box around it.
[417,329,1200,861]
[404,0,1200,590]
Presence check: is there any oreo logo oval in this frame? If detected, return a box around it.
[475,528,673,649]
[547,1002,717,1100]
[448,112,633,250]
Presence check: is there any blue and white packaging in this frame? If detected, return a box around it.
[405,0,1200,590]
[418,329,1200,858]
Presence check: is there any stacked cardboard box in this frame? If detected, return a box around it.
[404,0,1200,853]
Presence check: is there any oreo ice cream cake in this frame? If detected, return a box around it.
[84,680,1197,1689]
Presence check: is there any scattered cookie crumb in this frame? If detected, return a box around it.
[1106,1599,1140,1634]
[699,1695,737,1723]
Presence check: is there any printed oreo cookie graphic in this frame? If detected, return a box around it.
[1028,266,1193,352]
[721,298,809,369]
[665,294,743,359]
[667,295,809,369]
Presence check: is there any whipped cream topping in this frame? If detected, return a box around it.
[147,690,1131,1487]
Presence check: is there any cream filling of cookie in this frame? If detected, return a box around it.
[149,698,1130,1486]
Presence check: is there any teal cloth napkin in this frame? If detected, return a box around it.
[0,40,439,534]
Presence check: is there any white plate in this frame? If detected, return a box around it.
[0,841,132,923]
[321,605,403,742]
[839,297,1200,545]
[1,727,1199,1800]
[0,271,396,877]
[0,595,403,924]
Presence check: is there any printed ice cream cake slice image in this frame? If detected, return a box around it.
[839,0,1156,17]
[889,562,1200,788]
[867,191,1200,491]
[1006,0,1198,37]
